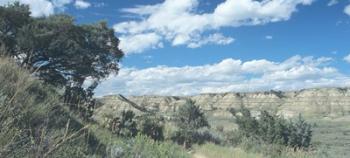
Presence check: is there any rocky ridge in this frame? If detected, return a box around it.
[93,87,350,124]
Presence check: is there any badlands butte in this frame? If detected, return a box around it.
[93,87,350,125]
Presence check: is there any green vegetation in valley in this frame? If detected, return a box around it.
[1,2,349,158]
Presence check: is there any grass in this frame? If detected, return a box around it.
[0,58,105,157]
[193,143,329,158]
[310,118,350,158]
[0,57,191,158]
[193,143,264,158]
[2,57,350,158]
[195,112,350,158]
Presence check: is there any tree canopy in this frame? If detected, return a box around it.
[0,3,124,89]
[0,3,124,119]
[173,100,209,148]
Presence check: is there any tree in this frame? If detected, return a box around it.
[138,115,164,141]
[229,107,259,138]
[0,2,31,56]
[109,110,138,137]
[0,3,124,118]
[173,100,209,148]
[229,107,312,149]
[15,15,123,87]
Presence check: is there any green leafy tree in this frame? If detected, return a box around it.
[229,107,312,149]
[110,110,138,137]
[0,4,124,119]
[173,100,209,148]
[229,107,258,138]
[0,2,31,56]
[16,15,123,86]
[138,115,164,141]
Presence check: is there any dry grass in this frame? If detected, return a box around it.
[193,143,264,158]
[0,58,102,157]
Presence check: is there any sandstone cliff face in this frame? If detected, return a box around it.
[93,88,350,124]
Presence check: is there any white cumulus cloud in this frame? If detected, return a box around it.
[0,0,93,16]
[0,0,83,16]
[0,0,54,17]
[344,54,350,63]
[345,4,350,16]
[114,0,314,54]
[52,0,72,8]
[119,33,163,54]
[327,0,338,6]
[74,0,90,9]
[95,55,347,96]
[265,35,273,40]
[186,33,235,48]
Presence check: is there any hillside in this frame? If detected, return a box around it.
[95,88,350,124]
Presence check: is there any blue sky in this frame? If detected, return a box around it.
[2,0,350,96]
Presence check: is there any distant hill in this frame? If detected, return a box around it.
[94,88,350,124]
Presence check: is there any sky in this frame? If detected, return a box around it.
[2,0,350,96]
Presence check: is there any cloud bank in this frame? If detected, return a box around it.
[114,0,314,54]
[95,55,350,96]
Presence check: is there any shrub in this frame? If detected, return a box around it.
[109,110,138,137]
[229,107,312,149]
[287,114,313,149]
[106,135,189,158]
[172,100,209,148]
[194,128,224,145]
[138,115,165,141]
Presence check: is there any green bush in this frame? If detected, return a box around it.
[137,115,165,141]
[109,110,138,137]
[190,128,224,145]
[106,135,189,158]
[229,107,312,149]
[172,100,209,148]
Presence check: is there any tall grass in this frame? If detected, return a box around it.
[0,58,104,157]
[0,58,192,158]
[106,135,190,158]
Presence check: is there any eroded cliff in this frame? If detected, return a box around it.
[93,87,350,124]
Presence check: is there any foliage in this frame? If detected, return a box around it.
[194,128,224,145]
[137,115,165,141]
[287,115,313,149]
[109,110,138,137]
[172,100,209,148]
[0,2,31,56]
[1,7,123,87]
[0,3,124,120]
[106,135,190,158]
[229,107,313,149]
[0,58,105,157]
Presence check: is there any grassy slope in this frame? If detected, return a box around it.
[3,57,348,158]
[0,58,106,157]
[0,57,190,158]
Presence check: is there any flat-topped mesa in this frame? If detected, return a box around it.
[93,87,350,124]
